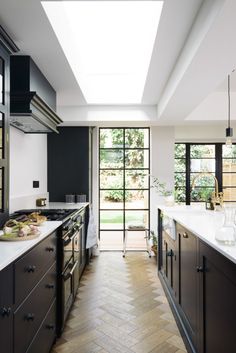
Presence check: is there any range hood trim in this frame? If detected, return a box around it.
[0,26,19,54]
[10,91,63,133]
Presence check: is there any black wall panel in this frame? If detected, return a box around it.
[48,127,90,202]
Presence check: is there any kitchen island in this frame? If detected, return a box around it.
[158,205,236,353]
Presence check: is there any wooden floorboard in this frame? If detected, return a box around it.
[52,252,187,353]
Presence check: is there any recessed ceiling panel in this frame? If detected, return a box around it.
[42,1,163,104]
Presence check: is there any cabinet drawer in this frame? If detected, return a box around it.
[14,262,56,353]
[26,300,56,353]
[15,232,56,304]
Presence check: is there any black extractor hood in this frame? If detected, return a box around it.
[10,56,63,133]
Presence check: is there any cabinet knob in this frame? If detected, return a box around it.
[46,283,55,289]
[46,324,55,330]
[1,307,11,317]
[182,232,188,238]
[26,265,36,273]
[196,266,204,273]
[167,250,173,257]
[46,247,54,252]
[25,313,35,321]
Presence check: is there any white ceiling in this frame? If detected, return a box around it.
[0,0,236,125]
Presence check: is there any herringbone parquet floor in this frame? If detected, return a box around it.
[52,252,187,353]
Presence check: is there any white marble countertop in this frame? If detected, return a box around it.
[34,202,89,210]
[158,205,236,265]
[0,221,61,271]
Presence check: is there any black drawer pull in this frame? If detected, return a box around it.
[1,307,11,317]
[46,247,54,252]
[46,283,55,289]
[26,265,36,273]
[46,324,54,330]
[25,313,35,321]
[196,266,204,273]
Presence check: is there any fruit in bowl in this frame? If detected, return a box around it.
[2,219,40,240]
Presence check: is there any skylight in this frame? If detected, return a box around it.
[41,1,163,104]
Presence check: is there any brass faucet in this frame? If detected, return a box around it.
[191,172,224,208]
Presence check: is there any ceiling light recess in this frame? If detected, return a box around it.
[41,1,163,104]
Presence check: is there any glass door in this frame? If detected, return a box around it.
[99,128,150,250]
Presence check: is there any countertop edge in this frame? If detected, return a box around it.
[158,205,236,265]
[0,221,62,271]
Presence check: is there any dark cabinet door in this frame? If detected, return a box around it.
[162,232,179,300]
[172,239,179,301]
[179,225,198,348]
[0,265,14,353]
[199,241,236,353]
[162,234,170,284]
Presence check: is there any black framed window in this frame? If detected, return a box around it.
[222,145,236,201]
[175,143,236,204]
[99,128,150,249]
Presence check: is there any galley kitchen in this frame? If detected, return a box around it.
[1,1,236,353]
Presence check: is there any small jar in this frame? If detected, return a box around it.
[65,194,75,204]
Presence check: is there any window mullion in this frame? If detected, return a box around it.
[186,143,191,205]
[215,143,223,193]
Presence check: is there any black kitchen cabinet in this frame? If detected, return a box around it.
[158,210,236,353]
[48,127,93,203]
[0,264,14,353]
[0,26,18,226]
[177,224,198,350]
[162,231,179,301]
[199,241,236,353]
[0,231,57,353]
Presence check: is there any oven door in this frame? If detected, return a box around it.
[73,226,82,297]
[63,229,76,269]
[63,259,78,321]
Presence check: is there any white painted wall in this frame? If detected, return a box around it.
[57,105,157,125]
[175,125,231,142]
[9,126,48,212]
[150,126,175,234]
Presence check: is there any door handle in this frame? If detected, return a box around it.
[26,265,36,273]
[1,307,11,317]
[196,266,204,273]
[25,313,35,321]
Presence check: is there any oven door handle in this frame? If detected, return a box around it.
[63,237,72,247]
[63,230,79,246]
[63,260,79,281]
[76,223,84,232]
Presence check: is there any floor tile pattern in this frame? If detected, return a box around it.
[52,252,187,353]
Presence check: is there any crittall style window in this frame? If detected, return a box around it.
[99,128,150,250]
[175,143,236,204]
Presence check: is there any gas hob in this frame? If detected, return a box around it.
[11,208,78,222]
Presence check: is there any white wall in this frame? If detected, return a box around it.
[9,127,48,212]
[58,105,157,125]
[150,126,175,233]
[175,125,229,142]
